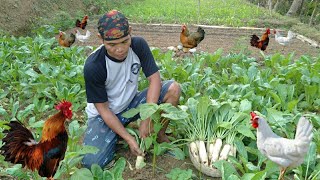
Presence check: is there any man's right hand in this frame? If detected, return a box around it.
[139,118,154,138]
[127,136,144,157]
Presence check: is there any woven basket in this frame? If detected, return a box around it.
[188,144,221,177]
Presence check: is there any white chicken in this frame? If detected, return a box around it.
[274,29,294,51]
[75,29,91,42]
[250,112,313,180]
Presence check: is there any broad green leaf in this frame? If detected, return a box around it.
[239,99,252,113]
[236,125,256,140]
[65,145,99,158]
[122,108,140,118]
[144,136,153,150]
[251,171,266,180]
[0,106,7,116]
[172,147,185,160]
[213,160,239,179]
[241,173,255,180]
[25,68,39,78]
[154,122,162,134]
[110,157,126,180]
[0,89,9,99]
[161,110,189,120]
[228,156,245,174]
[245,162,259,171]
[248,65,258,82]
[234,139,248,160]
[287,100,299,112]
[70,168,93,180]
[266,108,286,124]
[103,170,113,180]
[29,119,44,128]
[17,103,34,120]
[91,164,103,180]
[308,163,320,178]
[39,63,50,75]
[218,122,232,129]
[154,142,161,155]
[6,164,30,179]
[166,168,193,180]
[264,160,279,177]
[11,101,20,119]
[139,103,158,120]
[67,156,84,168]
[227,175,240,180]
[268,91,281,104]
[69,120,81,137]
[304,142,316,168]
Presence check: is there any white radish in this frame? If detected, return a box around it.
[207,142,215,162]
[232,145,236,157]
[228,145,234,156]
[189,141,200,163]
[219,144,231,160]
[210,138,222,164]
[198,140,208,166]
[135,155,146,169]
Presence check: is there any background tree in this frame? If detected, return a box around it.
[286,0,304,16]
[308,0,318,26]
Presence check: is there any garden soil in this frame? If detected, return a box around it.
[75,23,319,60]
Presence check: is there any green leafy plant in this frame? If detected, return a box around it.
[69,157,127,180]
[166,168,194,180]
[123,103,188,176]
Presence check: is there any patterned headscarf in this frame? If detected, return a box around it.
[98,10,129,41]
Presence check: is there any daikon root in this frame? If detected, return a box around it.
[219,144,231,160]
[207,141,215,162]
[189,141,200,163]
[135,155,146,169]
[198,140,208,166]
[210,138,222,164]
[228,145,236,157]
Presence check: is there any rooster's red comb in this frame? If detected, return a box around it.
[55,100,72,111]
[250,112,257,119]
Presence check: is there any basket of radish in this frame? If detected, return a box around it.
[181,98,246,177]
[188,134,236,177]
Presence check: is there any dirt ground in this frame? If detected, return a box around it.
[74,23,320,60]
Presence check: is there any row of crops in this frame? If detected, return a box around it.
[0,29,319,179]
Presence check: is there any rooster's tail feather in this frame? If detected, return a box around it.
[75,19,81,27]
[295,116,313,142]
[287,30,294,40]
[250,35,259,47]
[0,121,42,170]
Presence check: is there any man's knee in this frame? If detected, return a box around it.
[164,81,180,104]
[168,81,181,98]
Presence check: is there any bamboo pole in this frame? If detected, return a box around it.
[309,0,318,26]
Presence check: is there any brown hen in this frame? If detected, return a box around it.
[180,24,205,51]
[58,31,76,47]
